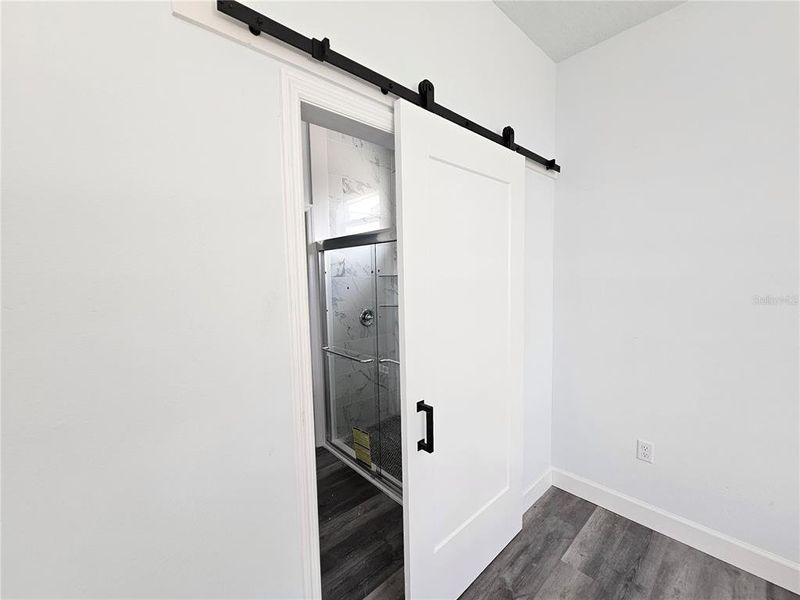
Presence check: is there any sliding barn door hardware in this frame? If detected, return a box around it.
[418,80,435,110]
[218,0,561,173]
[503,126,515,149]
[311,37,330,62]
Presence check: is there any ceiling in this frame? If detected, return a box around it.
[494,1,684,62]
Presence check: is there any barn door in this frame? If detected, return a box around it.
[396,100,526,599]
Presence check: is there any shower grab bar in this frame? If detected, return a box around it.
[379,358,400,365]
[322,346,374,363]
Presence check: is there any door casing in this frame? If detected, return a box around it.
[280,67,395,600]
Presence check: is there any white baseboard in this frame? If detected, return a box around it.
[551,467,800,595]
[522,469,553,512]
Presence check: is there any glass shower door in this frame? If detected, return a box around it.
[323,244,381,474]
[320,239,401,495]
[376,241,401,485]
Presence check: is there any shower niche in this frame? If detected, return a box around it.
[303,107,402,500]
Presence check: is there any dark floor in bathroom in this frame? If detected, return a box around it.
[316,447,404,600]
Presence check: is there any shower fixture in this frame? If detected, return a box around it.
[360,308,375,327]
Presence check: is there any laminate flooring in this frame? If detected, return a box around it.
[460,487,798,600]
[316,447,404,600]
[316,453,797,600]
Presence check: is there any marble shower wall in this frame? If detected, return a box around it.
[308,121,399,461]
[324,242,400,447]
[325,245,377,442]
[308,124,396,241]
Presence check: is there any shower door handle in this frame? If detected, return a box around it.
[321,346,374,363]
[416,400,434,453]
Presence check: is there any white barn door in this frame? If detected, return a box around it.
[396,100,525,599]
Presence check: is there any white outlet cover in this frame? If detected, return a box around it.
[637,439,654,463]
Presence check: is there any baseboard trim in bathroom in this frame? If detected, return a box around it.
[551,467,800,594]
[522,469,553,512]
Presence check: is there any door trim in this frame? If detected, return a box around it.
[279,67,394,599]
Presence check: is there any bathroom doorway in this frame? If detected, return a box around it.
[302,104,404,599]
[282,67,525,600]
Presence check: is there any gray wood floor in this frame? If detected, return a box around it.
[316,455,796,600]
[316,447,404,600]
[460,487,798,600]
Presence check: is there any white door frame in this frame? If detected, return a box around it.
[280,69,394,599]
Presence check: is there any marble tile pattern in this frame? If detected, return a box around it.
[310,123,399,475]
[318,127,396,239]
[325,245,378,442]
[324,242,400,475]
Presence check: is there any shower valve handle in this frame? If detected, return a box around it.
[416,400,434,454]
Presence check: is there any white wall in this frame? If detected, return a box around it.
[1,2,305,597]
[1,1,556,597]
[523,168,555,495]
[554,0,798,570]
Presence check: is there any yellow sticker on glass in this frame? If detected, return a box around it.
[352,427,371,466]
[352,427,371,450]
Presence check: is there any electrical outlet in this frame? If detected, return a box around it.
[636,439,654,463]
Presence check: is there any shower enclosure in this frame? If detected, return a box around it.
[317,229,401,496]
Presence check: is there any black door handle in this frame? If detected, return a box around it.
[417,400,434,453]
